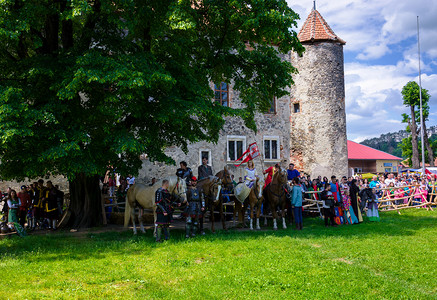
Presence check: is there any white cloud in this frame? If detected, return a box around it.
[288,0,437,59]
[286,0,437,142]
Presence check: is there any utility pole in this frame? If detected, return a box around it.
[417,16,426,175]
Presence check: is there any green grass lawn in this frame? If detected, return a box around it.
[1,209,436,299]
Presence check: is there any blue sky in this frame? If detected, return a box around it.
[287,0,437,142]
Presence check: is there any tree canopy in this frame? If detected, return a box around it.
[400,81,435,167]
[401,81,430,126]
[0,0,305,181]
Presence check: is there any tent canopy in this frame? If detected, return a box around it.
[361,173,376,179]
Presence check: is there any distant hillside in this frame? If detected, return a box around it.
[360,125,437,159]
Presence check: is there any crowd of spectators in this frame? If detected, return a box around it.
[293,171,437,227]
[0,179,64,231]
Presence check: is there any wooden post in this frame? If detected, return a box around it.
[101,193,107,225]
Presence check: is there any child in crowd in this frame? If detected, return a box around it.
[413,181,422,207]
[419,183,430,210]
[396,186,405,205]
[320,183,336,227]
[367,188,380,222]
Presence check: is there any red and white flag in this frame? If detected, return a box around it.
[233,142,260,167]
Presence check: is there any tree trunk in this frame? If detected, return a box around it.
[423,123,435,167]
[410,105,420,168]
[67,173,103,228]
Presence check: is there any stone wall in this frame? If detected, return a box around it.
[289,42,348,178]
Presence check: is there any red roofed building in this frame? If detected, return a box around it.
[297,7,346,45]
[348,140,402,174]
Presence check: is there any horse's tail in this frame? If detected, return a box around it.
[124,186,134,228]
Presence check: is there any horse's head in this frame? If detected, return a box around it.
[272,168,288,185]
[278,168,288,185]
[255,177,264,199]
[173,176,187,203]
[216,167,233,190]
[210,178,222,203]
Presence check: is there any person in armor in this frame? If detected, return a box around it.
[198,157,213,180]
[155,179,174,242]
[176,161,193,186]
[184,177,205,238]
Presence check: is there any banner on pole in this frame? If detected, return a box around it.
[233,142,260,167]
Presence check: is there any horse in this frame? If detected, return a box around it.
[124,176,187,235]
[196,175,222,233]
[206,167,234,232]
[264,168,288,230]
[234,177,264,230]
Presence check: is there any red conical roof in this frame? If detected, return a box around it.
[298,9,346,45]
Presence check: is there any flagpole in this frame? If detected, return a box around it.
[417,16,426,175]
[249,132,265,175]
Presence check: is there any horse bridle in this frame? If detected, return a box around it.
[209,178,222,202]
[268,183,286,199]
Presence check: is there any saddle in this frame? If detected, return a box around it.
[234,183,251,204]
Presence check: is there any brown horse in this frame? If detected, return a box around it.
[205,167,233,232]
[196,175,222,233]
[234,177,264,230]
[264,168,288,230]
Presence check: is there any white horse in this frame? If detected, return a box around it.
[124,176,187,234]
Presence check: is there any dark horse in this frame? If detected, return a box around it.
[196,175,222,234]
[211,167,233,232]
[264,168,288,230]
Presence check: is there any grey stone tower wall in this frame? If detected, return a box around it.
[289,42,348,178]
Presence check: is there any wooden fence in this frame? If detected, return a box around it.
[301,184,437,218]
[102,184,437,224]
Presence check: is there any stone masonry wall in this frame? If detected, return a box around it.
[289,42,348,178]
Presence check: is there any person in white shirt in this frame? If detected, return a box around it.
[384,173,396,186]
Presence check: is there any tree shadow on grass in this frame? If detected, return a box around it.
[1,210,436,261]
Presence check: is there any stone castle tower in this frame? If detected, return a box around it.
[289,7,348,177]
[137,6,348,182]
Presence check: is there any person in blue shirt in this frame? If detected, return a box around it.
[369,175,379,189]
[287,163,300,181]
[290,177,303,230]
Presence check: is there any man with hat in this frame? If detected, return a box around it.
[184,176,205,238]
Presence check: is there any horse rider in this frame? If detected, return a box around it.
[176,161,194,186]
[198,157,213,180]
[184,176,205,238]
[244,160,258,188]
[287,163,300,183]
[154,179,174,242]
[263,163,280,190]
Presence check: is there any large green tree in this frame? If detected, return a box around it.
[0,0,304,227]
[401,81,434,168]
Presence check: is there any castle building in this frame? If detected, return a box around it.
[138,7,348,182]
